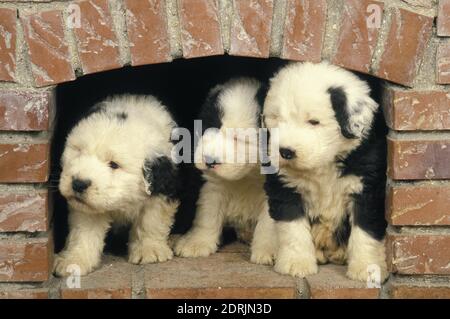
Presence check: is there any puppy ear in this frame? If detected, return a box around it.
[142,156,179,200]
[328,87,378,139]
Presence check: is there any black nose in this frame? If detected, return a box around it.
[205,156,220,169]
[72,178,91,194]
[279,148,296,160]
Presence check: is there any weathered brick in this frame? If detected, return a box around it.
[387,183,450,226]
[332,0,383,73]
[282,0,327,62]
[0,143,49,183]
[306,264,380,299]
[146,244,297,298]
[388,138,450,180]
[383,89,450,131]
[0,89,53,131]
[229,0,273,58]
[60,255,134,299]
[75,0,121,74]
[0,189,48,232]
[124,0,171,66]
[376,9,433,86]
[437,42,450,84]
[0,286,48,299]
[438,0,450,37]
[387,233,450,275]
[0,237,51,282]
[390,281,450,299]
[22,10,75,87]
[0,8,17,82]
[178,0,224,58]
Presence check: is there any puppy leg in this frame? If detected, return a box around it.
[274,218,318,277]
[128,196,178,264]
[250,208,277,265]
[54,210,110,277]
[346,226,388,283]
[174,187,224,257]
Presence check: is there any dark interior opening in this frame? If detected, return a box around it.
[52,55,386,256]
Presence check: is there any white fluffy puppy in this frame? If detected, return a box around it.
[264,62,388,282]
[174,78,276,264]
[54,95,179,276]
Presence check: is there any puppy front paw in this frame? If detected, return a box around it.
[250,247,275,265]
[274,249,318,277]
[128,241,173,264]
[347,260,389,283]
[174,234,217,258]
[53,253,97,277]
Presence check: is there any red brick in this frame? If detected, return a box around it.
[0,189,48,232]
[74,0,121,74]
[0,89,53,131]
[0,143,49,183]
[306,264,380,299]
[281,0,327,62]
[387,183,450,226]
[60,256,134,299]
[383,89,450,131]
[390,282,450,299]
[437,42,450,84]
[229,0,274,58]
[376,9,433,86]
[178,0,224,58]
[387,233,450,275]
[124,0,171,66]
[388,138,450,180]
[0,8,17,82]
[0,237,51,282]
[146,244,297,299]
[438,0,450,36]
[332,0,384,73]
[0,287,48,299]
[22,10,75,87]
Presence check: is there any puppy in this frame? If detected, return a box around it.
[54,95,179,276]
[174,78,276,264]
[263,62,388,282]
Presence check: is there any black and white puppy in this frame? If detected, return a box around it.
[263,62,388,282]
[54,95,179,276]
[175,78,276,264]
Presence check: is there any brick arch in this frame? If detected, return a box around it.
[0,0,449,299]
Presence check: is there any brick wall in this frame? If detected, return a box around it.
[0,0,448,299]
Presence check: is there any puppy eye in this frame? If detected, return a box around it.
[109,161,120,169]
[308,119,320,126]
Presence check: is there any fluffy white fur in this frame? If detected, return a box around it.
[264,62,388,281]
[54,95,179,276]
[174,78,276,264]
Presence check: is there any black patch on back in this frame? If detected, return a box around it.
[327,87,357,139]
[338,109,388,241]
[143,156,179,201]
[116,112,127,120]
[333,214,351,247]
[264,173,305,221]
[198,90,223,134]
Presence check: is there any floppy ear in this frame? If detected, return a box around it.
[142,156,179,200]
[328,87,378,139]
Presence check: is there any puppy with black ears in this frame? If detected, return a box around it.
[263,62,388,282]
[54,95,179,276]
[174,78,276,264]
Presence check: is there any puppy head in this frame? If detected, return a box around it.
[59,95,177,214]
[264,62,378,170]
[194,78,263,180]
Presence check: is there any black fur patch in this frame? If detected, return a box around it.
[328,87,357,139]
[333,214,351,247]
[255,83,269,115]
[198,90,223,134]
[143,156,179,201]
[264,173,305,221]
[339,109,388,240]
